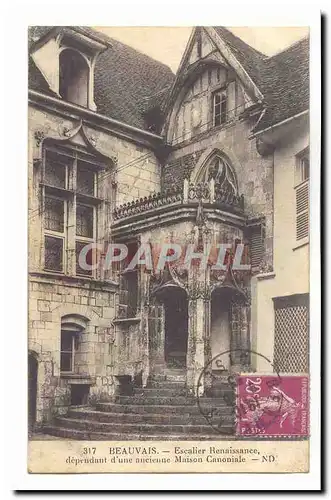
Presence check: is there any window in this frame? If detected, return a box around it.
[200,154,238,198]
[76,204,94,238]
[117,241,139,318]
[44,196,66,272]
[59,49,89,107]
[60,330,78,372]
[213,90,227,127]
[300,155,310,182]
[273,294,309,373]
[77,161,95,196]
[42,146,100,276]
[60,314,88,376]
[295,150,309,242]
[44,197,65,232]
[45,235,64,272]
[75,203,95,276]
[44,151,68,189]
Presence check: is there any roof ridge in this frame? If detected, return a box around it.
[214,26,268,59]
[266,34,309,61]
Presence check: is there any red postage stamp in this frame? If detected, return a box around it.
[236,375,309,437]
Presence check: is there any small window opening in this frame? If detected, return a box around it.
[59,49,89,107]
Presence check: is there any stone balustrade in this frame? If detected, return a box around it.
[113,178,244,220]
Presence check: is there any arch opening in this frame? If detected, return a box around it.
[197,153,238,196]
[162,287,189,368]
[59,49,89,107]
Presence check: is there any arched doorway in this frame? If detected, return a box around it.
[163,287,188,368]
[211,285,250,372]
[28,352,38,429]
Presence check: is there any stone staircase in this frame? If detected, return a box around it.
[44,369,236,440]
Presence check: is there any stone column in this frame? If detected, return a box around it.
[140,273,151,386]
[230,300,242,371]
[186,286,212,397]
[239,304,251,370]
[149,300,166,374]
[194,296,205,397]
[186,297,197,393]
[203,295,212,395]
[230,301,251,371]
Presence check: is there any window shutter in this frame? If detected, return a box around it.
[250,226,264,269]
[296,182,309,240]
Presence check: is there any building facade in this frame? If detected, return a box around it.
[28,26,309,430]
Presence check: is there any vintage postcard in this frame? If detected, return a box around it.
[27,23,318,478]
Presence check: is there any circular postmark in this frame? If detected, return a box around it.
[196,349,285,437]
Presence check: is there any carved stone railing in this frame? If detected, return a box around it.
[214,184,244,210]
[113,179,244,220]
[113,186,183,220]
[188,182,211,200]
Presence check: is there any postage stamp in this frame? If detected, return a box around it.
[237,375,309,438]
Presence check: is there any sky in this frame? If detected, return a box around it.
[95,26,309,72]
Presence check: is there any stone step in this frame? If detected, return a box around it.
[53,417,234,436]
[147,380,187,389]
[162,370,186,382]
[43,425,234,441]
[114,395,233,406]
[133,388,234,398]
[68,408,235,426]
[163,368,186,374]
[96,403,234,415]
[133,387,188,397]
[114,395,194,405]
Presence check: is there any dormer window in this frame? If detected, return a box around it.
[59,49,89,107]
[30,27,110,111]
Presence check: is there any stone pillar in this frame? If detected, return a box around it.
[230,301,251,372]
[140,274,151,386]
[240,304,251,370]
[141,303,150,387]
[149,300,166,374]
[186,298,196,392]
[203,296,212,395]
[230,301,242,371]
[186,288,212,397]
[183,178,189,203]
[194,296,205,396]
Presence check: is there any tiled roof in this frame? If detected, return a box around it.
[213,27,268,88]
[214,28,309,132]
[253,37,309,132]
[28,26,309,135]
[94,37,174,129]
[28,26,175,130]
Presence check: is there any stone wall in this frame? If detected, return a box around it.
[28,102,163,421]
[163,119,274,269]
[29,275,117,422]
[28,106,162,214]
[251,117,310,372]
[162,150,206,188]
